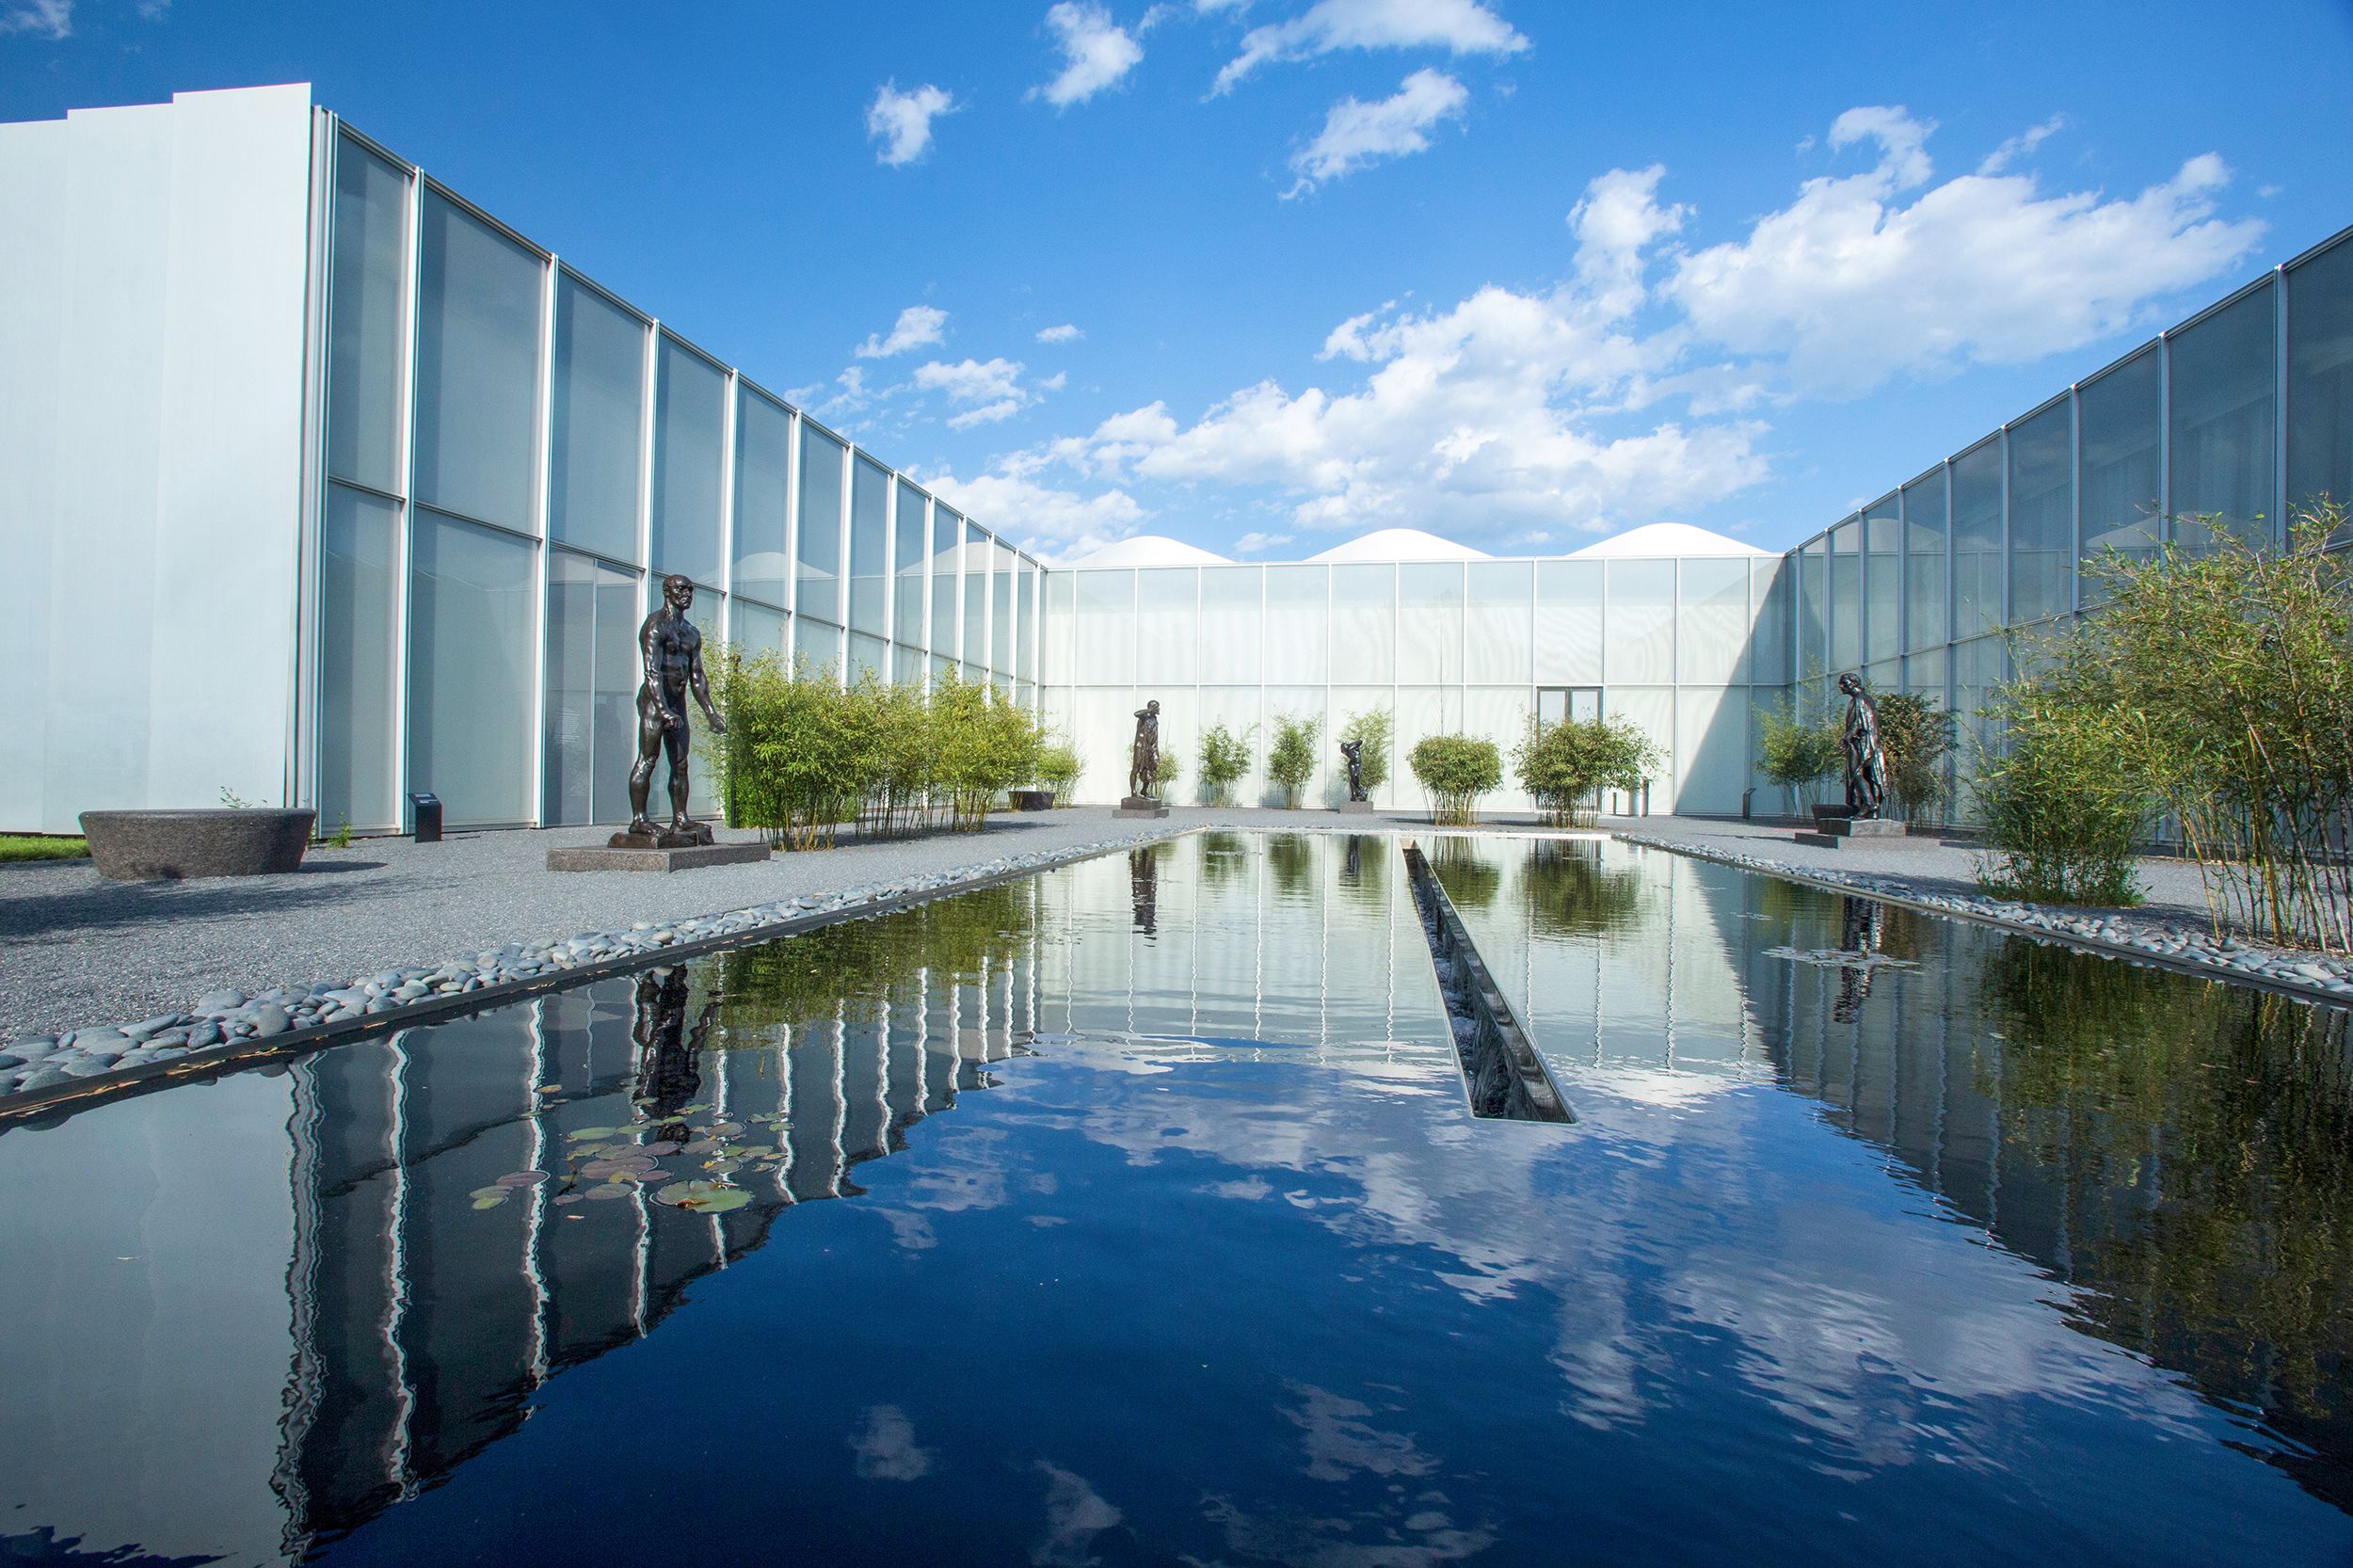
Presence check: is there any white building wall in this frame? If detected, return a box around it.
[0,85,315,833]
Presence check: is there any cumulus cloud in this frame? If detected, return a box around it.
[1667,105,2265,393]
[914,357,1068,428]
[963,107,2259,546]
[867,81,957,167]
[924,467,1147,559]
[0,0,72,37]
[1978,113,2068,175]
[1036,323,1085,343]
[856,305,949,359]
[1214,0,1527,93]
[1234,531,1293,553]
[1285,68,1467,195]
[1032,1,1145,107]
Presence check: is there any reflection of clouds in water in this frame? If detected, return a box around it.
[1285,1384,1437,1482]
[1200,1490,1495,1567]
[1032,1462,1123,1567]
[881,1209,937,1252]
[850,1405,935,1481]
[1208,1175,1273,1201]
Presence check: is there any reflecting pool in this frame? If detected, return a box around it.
[5,832,2353,1566]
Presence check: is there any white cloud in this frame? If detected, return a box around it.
[916,357,1027,404]
[1032,1,1145,107]
[856,304,949,359]
[1036,323,1085,343]
[924,468,1148,558]
[1214,0,1527,94]
[1978,113,2068,175]
[0,0,72,37]
[866,81,957,167]
[1668,106,2265,393]
[1234,531,1292,553]
[1285,68,1467,195]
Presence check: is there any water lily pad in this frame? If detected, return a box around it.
[639,1140,681,1157]
[471,1192,510,1210]
[552,1192,584,1206]
[582,1157,656,1180]
[652,1179,749,1213]
[704,1160,741,1176]
[469,1185,510,1202]
[566,1127,619,1141]
[584,1182,634,1201]
[496,1171,549,1187]
[709,1121,744,1136]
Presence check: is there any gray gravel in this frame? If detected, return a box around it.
[1,807,1470,1048]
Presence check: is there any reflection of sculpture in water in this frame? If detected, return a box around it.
[1833,894,1884,1023]
[1128,700,1162,800]
[1339,738,1367,802]
[1837,672,1888,821]
[617,574,729,848]
[1129,847,1158,935]
[1343,834,1362,882]
[632,965,715,1139]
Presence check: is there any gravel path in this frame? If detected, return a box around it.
[0,807,1476,1044]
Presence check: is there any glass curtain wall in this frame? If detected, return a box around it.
[894,480,928,684]
[542,551,638,826]
[2170,280,2277,553]
[1863,494,1901,666]
[732,389,792,650]
[2289,238,2353,518]
[962,522,988,677]
[931,508,963,681]
[796,423,845,673]
[2008,401,2073,624]
[1950,439,2005,644]
[849,456,889,678]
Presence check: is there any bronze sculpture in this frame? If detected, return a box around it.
[1339,738,1367,802]
[616,574,728,849]
[1837,672,1888,821]
[1128,700,1162,800]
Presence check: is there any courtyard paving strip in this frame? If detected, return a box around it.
[1616,821,2353,1009]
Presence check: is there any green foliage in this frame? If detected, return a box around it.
[1033,739,1082,807]
[1972,657,2154,906]
[1755,702,1842,808]
[217,786,256,809]
[696,649,1044,848]
[1266,712,1322,808]
[1198,722,1255,806]
[1338,706,1394,793]
[1872,690,1957,822]
[1511,715,1660,825]
[0,834,89,863]
[1408,733,1502,825]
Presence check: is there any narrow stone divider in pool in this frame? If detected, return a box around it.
[1401,840,1573,1125]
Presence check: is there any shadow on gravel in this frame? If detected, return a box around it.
[0,872,398,942]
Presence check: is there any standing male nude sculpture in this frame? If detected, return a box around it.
[615,573,728,848]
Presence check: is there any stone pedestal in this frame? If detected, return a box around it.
[1793,816,1921,851]
[607,822,715,850]
[1114,795,1170,819]
[1338,800,1377,814]
[548,841,770,872]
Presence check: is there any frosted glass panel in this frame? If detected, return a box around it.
[1135,568,1197,685]
[1828,520,1861,674]
[1606,687,1675,809]
[1751,558,1791,685]
[1017,566,1038,682]
[1042,570,1075,687]
[1675,687,1743,814]
[1676,557,1749,685]
[1465,561,1531,684]
[1534,561,1602,684]
[1397,563,1462,684]
[408,509,536,828]
[1951,440,2004,641]
[932,508,962,660]
[650,336,725,587]
[992,544,1016,675]
[1797,540,1828,680]
[849,457,888,636]
[1864,492,1902,662]
[413,192,542,533]
[1396,687,1458,811]
[1198,687,1262,803]
[850,632,888,681]
[732,390,790,609]
[2008,402,2072,624]
[1331,686,1396,808]
[2289,238,2353,519]
[1605,560,1673,685]
[1902,467,1948,651]
[2171,280,2277,552]
[541,549,638,827]
[1264,685,1328,805]
[797,424,844,624]
[734,599,786,657]
[1465,687,1532,811]
[1329,565,1395,684]
[1264,565,1329,684]
[549,275,644,563]
[319,484,400,832]
[1074,570,1135,684]
[894,480,928,651]
[1199,568,1264,684]
[2078,349,2161,574]
[327,138,408,494]
[796,618,841,677]
[963,524,988,668]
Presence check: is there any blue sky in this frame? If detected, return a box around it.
[8,0,2351,562]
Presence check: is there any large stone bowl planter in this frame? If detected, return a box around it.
[78,808,316,881]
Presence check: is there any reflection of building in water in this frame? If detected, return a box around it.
[271,923,1041,1552]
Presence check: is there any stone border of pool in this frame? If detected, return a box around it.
[1615,830,2353,1010]
[0,827,1209,1132]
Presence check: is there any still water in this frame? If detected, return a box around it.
[5,832,2353,1565]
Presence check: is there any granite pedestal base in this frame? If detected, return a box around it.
[1793,817,1922,851]
[1338,800,1377,814]
[548,841,771,872]
[1114,796,1171,819]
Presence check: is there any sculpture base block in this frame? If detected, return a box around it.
[607,823,715,850]
[549,841,770,873]
[1114,796,1170,819]
[1338,800,1377,814]
[1793,818,1920,851]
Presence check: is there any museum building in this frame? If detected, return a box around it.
[5,86,2349,833]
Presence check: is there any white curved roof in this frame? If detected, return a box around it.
[1065,534,1233,568]
[1564,522,1769,559]
[1306,528,1494,563]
